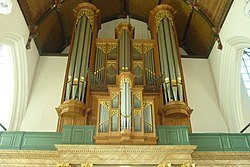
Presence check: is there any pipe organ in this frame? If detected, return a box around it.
[56,3,192,143]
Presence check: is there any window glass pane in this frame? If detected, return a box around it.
[241,67,247,73]
[245,82,250,88]
[242,74,249,80]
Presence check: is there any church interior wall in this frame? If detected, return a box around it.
[208,0,250,132]
[20,56,67,131]
[182,58,228,132]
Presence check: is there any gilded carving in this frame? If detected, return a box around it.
[133,92,141,100]
[134,110,141,116]
[96,43,107,53]
[156,10,174,30]
[76,9,94,29]
[111,92,119,100]
[107,61,116,68]
[96,42,117,54]
[143,43,154,54]
[57,163,72,167]
[133,62,143,69]
[111,110,119,116]
[81,163,93,167]
[107,43,117,54]
[120,77,132,88]
[132,43,143,54]
[143,101,152,108]
[100,101,110,110]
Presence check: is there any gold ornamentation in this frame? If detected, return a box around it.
[120,77,132,89]
[133,92,141,100]
[96,43,107,53]
[76,8,94,29]
[156,10,174,30]
[112,110,119,116]
[81,163,93,167]
[107,61,116,68]
[143,43,154,54]
[134,110,141,116]
[57,163,72,167]
[133,62,143,69]
[143,101,152,108]
[107,43,117,54]
[132,43,143,54]
[96,42,117,54]
[111,92,119,100]
[100,101,110,110]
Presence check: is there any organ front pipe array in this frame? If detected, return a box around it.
[56,3,100,132]
[149,4,193,131]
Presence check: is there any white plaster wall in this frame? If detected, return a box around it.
[182,58,228,132]
[20,57,67,131]
[0,0,39,96]
[209,0,250,132]
[0,0,39,130]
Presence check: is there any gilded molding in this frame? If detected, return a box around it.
[96,42,117,54]
[76,8,94,28]
[96,43,107,53]
[132,43,143,54]
[133,62,143,69]
[144,43,154,54]
[111,92,119,100]
[57,163,72,167]
[107,61,116,68]
[133,92,141,100]
[132,43,154,54]
[111,110,119,116]
[100,101,110,110]
[120,77,132,89]
[134,110,141,116]
[156,10,174,30]
[81,163,93,167]
[107,43,117,54]
[143,101,152,108]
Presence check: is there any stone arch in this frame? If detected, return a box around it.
[219,36,250,132]
[0,33,28,130]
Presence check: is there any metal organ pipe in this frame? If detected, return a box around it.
[157,16,184,103]
[64,16,92,102]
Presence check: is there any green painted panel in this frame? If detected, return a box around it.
[84,127,96,144]
[21,132,63,150]
[190,133,250,151]
[229,135,250,151]
[189,135,223,151]
[0,132,24,150]
[72,126,85,143]
[220,135,231,151]
[156,126,190,145]
[62,125,96,144]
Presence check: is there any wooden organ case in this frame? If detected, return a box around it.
[56,3,193,144]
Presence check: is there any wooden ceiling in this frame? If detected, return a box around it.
[17,0,233,58]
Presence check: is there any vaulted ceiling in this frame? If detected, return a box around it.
[17,0,233,58]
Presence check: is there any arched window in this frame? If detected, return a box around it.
[0,33,28,131]
[0,43,13,130]
[241,48,250,98]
